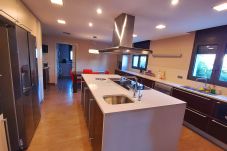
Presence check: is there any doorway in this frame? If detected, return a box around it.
[57,43,73,80]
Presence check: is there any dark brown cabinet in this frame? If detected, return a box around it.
[92,100,103,151]
[172,88,227,144]
[43,67,49,89]
[207,118,227,144]
[137,77,155,88]
[172,88,215,116]
[184,108,209,131]
[213,101,227,125]
[81,86,104,151]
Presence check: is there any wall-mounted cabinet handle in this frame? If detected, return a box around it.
[187,108,206,118]
[212,120,227,128]
[2,118,12,151]
[175,88,211,101]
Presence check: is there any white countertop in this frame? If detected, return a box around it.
[82,74,186,114]
[121,70,227,103]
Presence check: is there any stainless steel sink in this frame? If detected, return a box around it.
[103,95,134,105]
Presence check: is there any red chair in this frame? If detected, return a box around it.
[70,70,75,83]
[83,69,93,74]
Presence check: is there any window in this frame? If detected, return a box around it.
[132,56,139,68]
[132,55,148,70]
[188,44,227,87]
[190,45,217,79]
[219,53,227,82]
[121,55,128,70]
[70,50,73,61]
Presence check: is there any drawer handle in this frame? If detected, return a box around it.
[212,120,227,128]
[175,88,211,101]
[187,108,206,118]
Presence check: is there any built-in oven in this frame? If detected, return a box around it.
[153,82,173,95]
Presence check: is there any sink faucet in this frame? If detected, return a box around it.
[196,77,208,90]
[121,76,142,101]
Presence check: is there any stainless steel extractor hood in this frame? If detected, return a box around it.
[99,13,152,54]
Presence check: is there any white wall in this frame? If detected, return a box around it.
[42,35,118,84]
[127,33,227,95]
[0,0,44,101]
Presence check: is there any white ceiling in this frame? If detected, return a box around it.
[22,0,227,42]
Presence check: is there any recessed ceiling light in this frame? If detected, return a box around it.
[57,19,66,24]
[156,24,166,29]
[51,0,63,5]
[96,8,102,14]
[89,22,93,27]
[171,0,179,6]
[213,3,227,12]
[133,34,138,38]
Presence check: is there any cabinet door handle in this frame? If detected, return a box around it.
[2,118,12,151]
[175,88,211,101]
[187,108,206,118]
[212,120,227,128]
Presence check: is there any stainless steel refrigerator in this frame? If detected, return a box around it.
[0,16,41,150]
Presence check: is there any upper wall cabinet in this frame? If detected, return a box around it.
[133,40,151,49]
[0,0,34,33]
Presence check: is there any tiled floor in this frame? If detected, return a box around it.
[27,79,223,151]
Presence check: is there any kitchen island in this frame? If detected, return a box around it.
[81,74,186,151]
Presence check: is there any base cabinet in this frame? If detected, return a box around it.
[91,100,103,151]
[172,88,227,145]
[172,88,215,116]
[207,118,227,144]
[81,86,103,151]
[184,108,208,132]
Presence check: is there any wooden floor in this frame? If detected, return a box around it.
[27,79,223,151]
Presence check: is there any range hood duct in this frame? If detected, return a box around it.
[99,13,152,54]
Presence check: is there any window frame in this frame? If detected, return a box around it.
[188,43,227,87]
[132,55,148,70]
[215,46,227,86]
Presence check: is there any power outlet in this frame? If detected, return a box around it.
[177,75,183,79]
